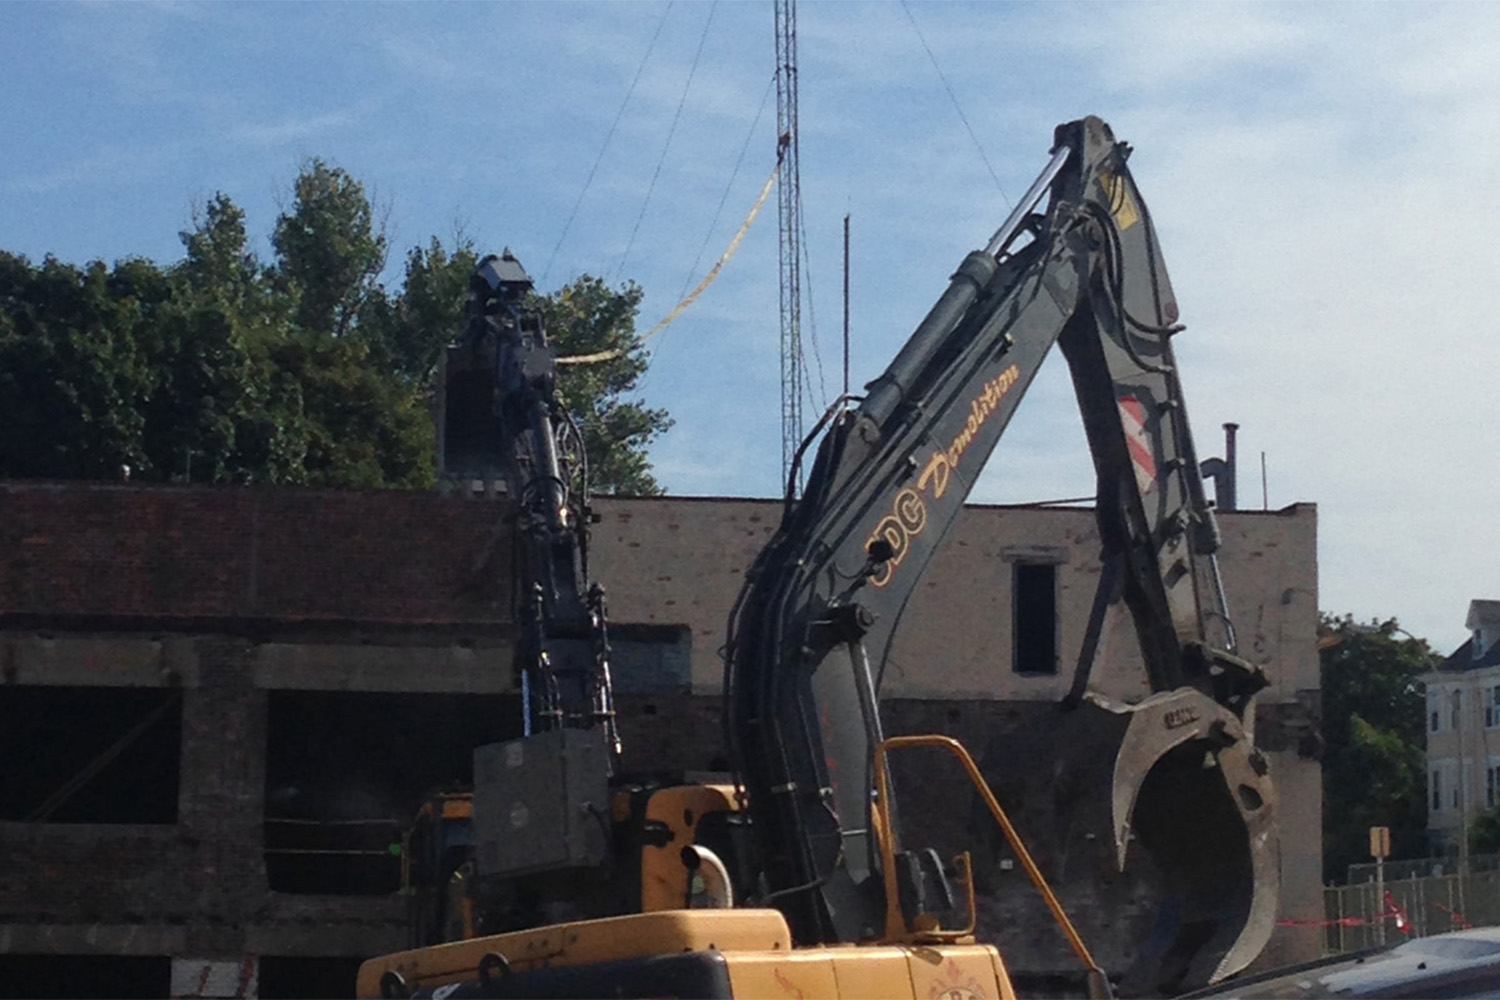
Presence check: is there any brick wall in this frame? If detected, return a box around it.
[0,483,513,626]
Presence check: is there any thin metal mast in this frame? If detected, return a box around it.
[775,0,802,489]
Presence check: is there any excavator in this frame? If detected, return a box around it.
[357,115,1278,1000]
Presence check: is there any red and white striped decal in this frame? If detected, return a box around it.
[1118,395,1157,496]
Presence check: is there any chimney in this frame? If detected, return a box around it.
[1199,422,1239,512]
[1222,422,1238,512]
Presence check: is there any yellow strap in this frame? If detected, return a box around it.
[555,159,779,366]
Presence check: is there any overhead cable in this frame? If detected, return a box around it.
[615,2,719,283]
[543,2,675,286]
[900,1,1010,204]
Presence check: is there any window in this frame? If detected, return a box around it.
[1487,764,1500,809]
[1433,770,1443,812]
[1486,685,1500,728]
[0,686,181,824]
[1431,687,1442,733]
[0,955,170,999]
[1012,562,1058,675]
[1453,689,1463,730]
[265,690,520,895]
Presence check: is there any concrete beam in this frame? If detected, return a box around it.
[253,641,516,693]
[0,922,186,955]
[1,635,193,688]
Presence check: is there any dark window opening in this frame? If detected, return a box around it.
[257,956,363,1000]
[0,686,181,823]
[264,690,521,895]
[0,955,170,999]
[1013,562,1058,675]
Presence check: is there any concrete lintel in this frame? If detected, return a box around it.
[0,821,180,844]
[253,643,517,693]
[261,893,406,923]
[999,544,1070,564]
[0,922,186,955]
[244,923,404,958]
[2,634,196,688]
[245,894,406,956]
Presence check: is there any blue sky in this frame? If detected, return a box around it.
[4,2,1498,651]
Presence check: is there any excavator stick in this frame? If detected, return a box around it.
[981,692,1275,996]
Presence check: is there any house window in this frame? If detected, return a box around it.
[1432,770,1443,812]
[1487,686,1500,729]
[1453,689,1463,730]
[1012,562,1058,675]
[1430,687,1442,733]
[1488,764,1500,809]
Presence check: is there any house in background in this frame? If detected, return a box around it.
[1423,599,1500,855]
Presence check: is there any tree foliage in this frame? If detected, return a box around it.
[1320,614,1439,882]
[534,277,671,496]
[1471,806,1500,855]
[0,163,667,492]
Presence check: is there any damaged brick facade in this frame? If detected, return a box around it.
[0,482,1321,997]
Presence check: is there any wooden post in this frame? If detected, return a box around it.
[1371,826,1391,945]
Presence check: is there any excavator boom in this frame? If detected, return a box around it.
[724,116,1276,993]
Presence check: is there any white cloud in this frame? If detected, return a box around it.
[224,111,359,149]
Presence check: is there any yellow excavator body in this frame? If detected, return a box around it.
[356,908,1016,1000]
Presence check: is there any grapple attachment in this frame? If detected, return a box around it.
[980,690,1276,997]
[1107,689,1277,994]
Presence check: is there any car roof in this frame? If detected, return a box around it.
[1182,928,1500,999]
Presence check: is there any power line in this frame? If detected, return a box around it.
[616,2,719,283]
[543,2,674,287]
[900,0,1010,203]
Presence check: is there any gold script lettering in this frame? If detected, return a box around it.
[866,364,1022,587]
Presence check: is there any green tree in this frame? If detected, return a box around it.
[0,254,161,479]
[358,238,477,387]
[534,276,672,495]
[1320,614,1439,882]
[0,163,669,491]
[179,193,259,309]
[271,159,387,338]
[1471,807,1500,855]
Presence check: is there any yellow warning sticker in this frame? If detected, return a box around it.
[1099,172,1140,231]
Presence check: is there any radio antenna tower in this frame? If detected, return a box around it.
[775,0,803,491]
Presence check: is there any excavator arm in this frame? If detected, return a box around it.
[450,252,619,755]
[724,117,1276,993]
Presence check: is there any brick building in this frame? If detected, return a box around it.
[0,482,1322,997]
